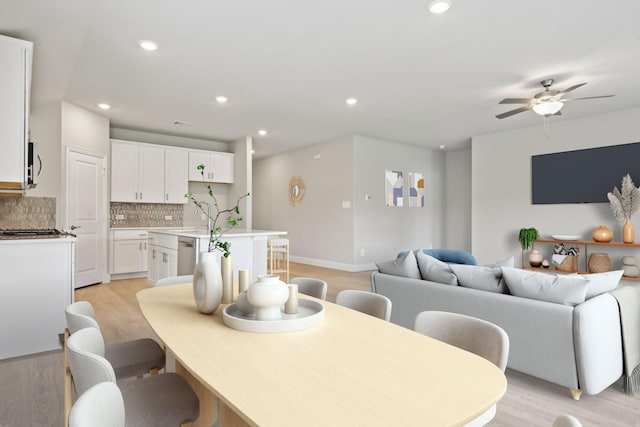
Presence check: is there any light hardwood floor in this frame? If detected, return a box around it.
[1,262,638,426]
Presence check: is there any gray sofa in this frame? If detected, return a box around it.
[371,269,624,399]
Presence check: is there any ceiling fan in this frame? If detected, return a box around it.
[495,79,614,119]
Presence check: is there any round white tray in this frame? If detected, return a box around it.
[222,298,325,333]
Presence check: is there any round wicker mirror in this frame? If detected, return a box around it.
[289,176,306,206]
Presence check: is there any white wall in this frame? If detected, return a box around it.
[253,136,354,270]
[353,135,446,267]
[231,137,252,230]
[253,135,446,271]
[472,106,640,267]
[444,147,472,251]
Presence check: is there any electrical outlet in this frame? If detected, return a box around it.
[342,201,351,209]
[360,249,365,257]
[164,215,173,220]
[201,213,207,221]
[115,214,125,220]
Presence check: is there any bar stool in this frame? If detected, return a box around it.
[268,238,289,282]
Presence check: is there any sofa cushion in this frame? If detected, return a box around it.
[450,264,506,293]
[501,267,589,306]
[483,256,515,268]
[568,270,623,299]
[416,252,458,285]
[375,250,421,279]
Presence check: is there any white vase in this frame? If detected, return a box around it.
[193,251,223,314]
[247,274,289,320]
[221,254,233,304]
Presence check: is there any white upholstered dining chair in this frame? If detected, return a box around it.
[65,301,165,378]
[66,327,199,427]
[413,310,509,371]
[336,289,392,321]
[553,414,583,427]
[68,382,125,427]
[413,311,510,427]
[289,277,328,300]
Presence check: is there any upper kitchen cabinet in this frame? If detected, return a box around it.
[0,35,33,195]
[111,140,164,203]
[188,150,234,183]
[164,148,188,204]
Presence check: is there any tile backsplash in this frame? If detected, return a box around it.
[0,197,56,229]
[110,202,183,227]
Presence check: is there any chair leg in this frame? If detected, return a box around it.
[570,388,582,400]
[150,368,159,376]
[64,329,72,426]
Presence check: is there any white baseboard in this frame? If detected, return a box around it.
[290,256,376,273]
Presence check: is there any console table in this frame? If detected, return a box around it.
[522,239,640,281]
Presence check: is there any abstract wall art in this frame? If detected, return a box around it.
[409,172,424,207]
[385,170,403,207]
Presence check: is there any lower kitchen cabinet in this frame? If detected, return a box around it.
[148,232,178,284]
[110,229,148,276]
[0,237,75,360]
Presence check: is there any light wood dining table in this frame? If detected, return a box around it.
[137,283,507,427]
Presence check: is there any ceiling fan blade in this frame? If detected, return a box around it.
[564,94,615,101]
[498,98,531,105]
[561,82,587,94]
[495,106,531,119]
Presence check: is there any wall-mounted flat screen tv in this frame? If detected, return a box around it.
[532,142,640,204]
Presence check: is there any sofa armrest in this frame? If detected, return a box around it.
[573,293,623,395]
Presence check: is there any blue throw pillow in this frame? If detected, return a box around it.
[397,249,477,265]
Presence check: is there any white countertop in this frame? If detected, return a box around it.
[112,227,287,239]
[0,236,76,245]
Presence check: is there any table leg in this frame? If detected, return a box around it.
[175,360,219,427]
[220,401,250,427]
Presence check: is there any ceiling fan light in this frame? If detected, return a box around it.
[532,101,563,116]
[428,0,452,14]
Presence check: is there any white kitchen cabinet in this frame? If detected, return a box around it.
[0,237,75,360]
[164,148,189,203]
[148,232,178,284]
[111,140,164,203]
[110,229,148,274]
[0,35,32,194]
[188,150,234,183]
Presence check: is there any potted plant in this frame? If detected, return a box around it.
[607,174,640,244]
[185,164,250,257]
[185,164,250,314]
[518,227,539,251]
[519,227,541,267]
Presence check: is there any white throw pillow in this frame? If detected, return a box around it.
[450,264,506,293]
[567,270,623,299]
[501,267,589,306]
[375,250,421,279]
[482,256,515,268]
[416,252,458,286]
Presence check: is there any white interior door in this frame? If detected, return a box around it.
[66,149,106,288]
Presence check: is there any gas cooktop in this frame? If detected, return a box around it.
[0,229,74,239]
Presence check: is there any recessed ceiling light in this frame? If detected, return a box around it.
[138,40,158,51]
[251,149,256,154]
[345,98,358,105]
[428,0,452,14]
[97,103,111,110]
[215,96,228,104]
[439,145,446,150]
[258,129,267,136]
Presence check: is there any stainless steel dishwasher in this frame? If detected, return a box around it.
[177,236,197,275]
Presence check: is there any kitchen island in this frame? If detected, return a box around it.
[148,228,287,282]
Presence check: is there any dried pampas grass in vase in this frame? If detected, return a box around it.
[607,174,640,243]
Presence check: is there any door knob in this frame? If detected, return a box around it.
[70,225,81,230]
